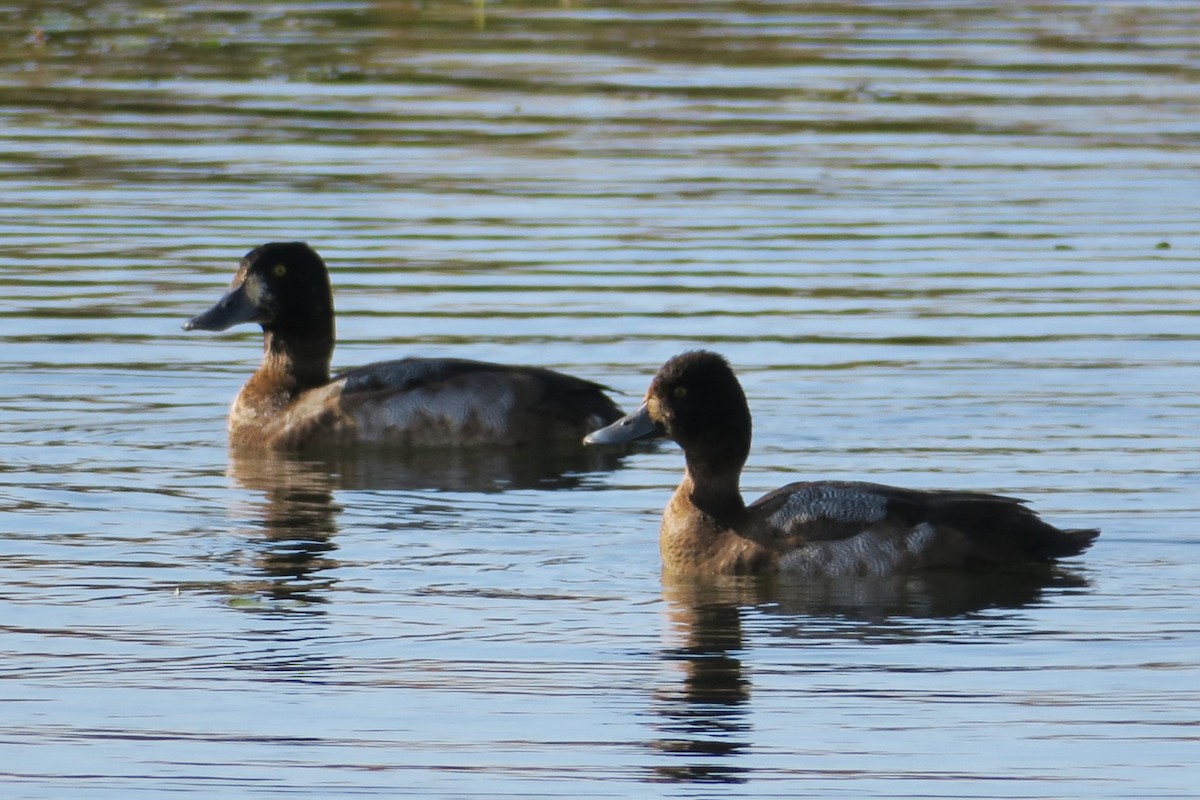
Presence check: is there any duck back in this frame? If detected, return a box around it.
[752,480,1098,574]
[324,357,622,448]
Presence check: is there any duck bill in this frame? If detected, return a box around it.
[584,402,664,446]
[182,282,263,332]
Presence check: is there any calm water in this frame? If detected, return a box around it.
[1,2,1198,797]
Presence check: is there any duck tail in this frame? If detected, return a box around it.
[915,491,1100,564]
[1046,527,1100,559]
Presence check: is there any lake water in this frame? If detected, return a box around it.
[1,2,1198,797]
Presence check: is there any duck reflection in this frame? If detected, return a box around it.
[226,443,632,607]
[227,451,344,608]
[653,578,753,784]
[249,440,632,494]
[650,566,1089,783]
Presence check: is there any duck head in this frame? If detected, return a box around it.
[183,242,333,337]
[585,350,753,472]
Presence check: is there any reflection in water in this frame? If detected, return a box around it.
[227,452,344,608]
[272,441,633,494]
[225,444,630,607]
[653,583,752,784]
[652,567,1090,783]
[756,568,1091,626]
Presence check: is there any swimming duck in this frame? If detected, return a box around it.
[184,242,622,450]
[584,350,1099,575]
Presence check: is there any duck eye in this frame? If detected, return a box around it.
[273,264,287,277]
[673,386,688,400]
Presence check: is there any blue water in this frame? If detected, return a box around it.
[1,2,1198,797]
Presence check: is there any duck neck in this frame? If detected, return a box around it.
[681,452,746,524]
[257,326,333,394]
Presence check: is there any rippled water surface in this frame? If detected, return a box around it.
[1,2,1198,797]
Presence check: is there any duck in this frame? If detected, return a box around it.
[584,350,1099,575]
[184,242,623,450]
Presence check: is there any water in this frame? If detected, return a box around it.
[1,2,1198,797]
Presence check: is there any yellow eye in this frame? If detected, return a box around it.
[273,264,287,277]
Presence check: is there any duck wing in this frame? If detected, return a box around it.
[331,357,622,445]
[749,480,1097,571]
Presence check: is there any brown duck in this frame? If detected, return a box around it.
[585,350,1099,575]
[185,242,622,450]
